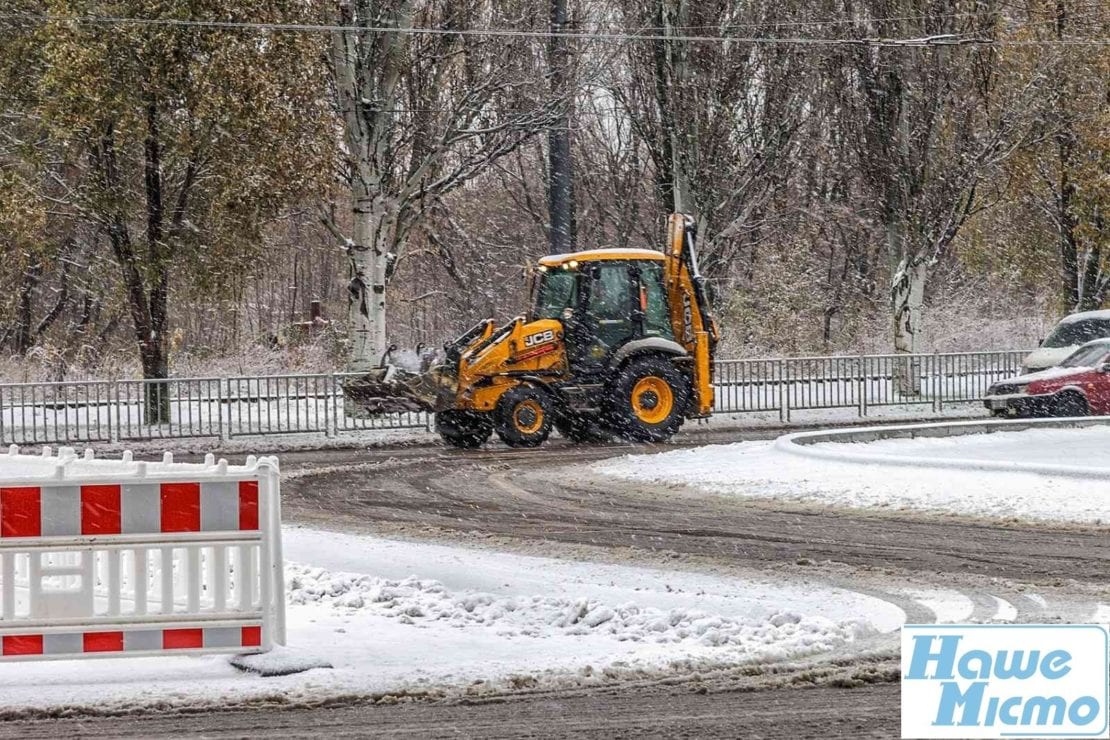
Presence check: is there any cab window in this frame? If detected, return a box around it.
[533,268,577,320]
[587,264,632,321]
[637,262,673,339]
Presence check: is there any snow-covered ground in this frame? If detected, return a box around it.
[597,425,1110,524]
[0,527,904,714]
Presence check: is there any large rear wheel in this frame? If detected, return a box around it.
[436,410,493,449]
[495,386,553,448]
[606,356,690,442]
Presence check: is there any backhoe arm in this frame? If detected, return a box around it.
[663,214,719,416]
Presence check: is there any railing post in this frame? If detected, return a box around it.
[858,356,868,417]
[110,381,121,443]
[932,352,941,413]
[219,378,230,442]
[325,374,335,438]
[779,360,791,423]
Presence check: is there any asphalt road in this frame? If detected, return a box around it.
[2,422,1107,738]
[2,683,901,739]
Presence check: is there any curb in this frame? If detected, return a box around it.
[772,416,1110,480]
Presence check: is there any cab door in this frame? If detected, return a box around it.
[565,262,635,375]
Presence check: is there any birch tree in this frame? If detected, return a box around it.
[328,0,561,372]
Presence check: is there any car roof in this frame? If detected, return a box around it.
[1057,309,1110,324]
[538,248,664,267]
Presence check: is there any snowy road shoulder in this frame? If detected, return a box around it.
[0,527,902,715]
[595,425,1110,525]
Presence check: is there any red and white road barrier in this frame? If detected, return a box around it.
[0,446,284,661]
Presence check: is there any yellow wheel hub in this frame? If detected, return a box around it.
[631,377,674,424]
[513,399,544,435]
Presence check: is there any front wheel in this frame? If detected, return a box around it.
[436,410,493,449]
[606,356,690,442]
[495,386,553,448]
[1051,392,1088,418]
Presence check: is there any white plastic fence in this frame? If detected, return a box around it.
[0,350,1030,444]
[0,446,284,661]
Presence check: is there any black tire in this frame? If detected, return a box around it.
[606,355,690,443]
[1051,391,1088,418]
[554,412,612,444]
[436,410,493,449]
[495,386,553,448]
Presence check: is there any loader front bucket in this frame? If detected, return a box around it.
[342,366,457,416]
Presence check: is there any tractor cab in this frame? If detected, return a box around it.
[531,249,674,376]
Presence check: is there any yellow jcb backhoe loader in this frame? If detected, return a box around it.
[346,213,718,448]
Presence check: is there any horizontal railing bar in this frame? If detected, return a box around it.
[0,532,263,551]
[0,614,266,630]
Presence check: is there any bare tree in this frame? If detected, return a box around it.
[612,0,810,283]
[547,0,577,253]
[328,0,562,372]
[845,3,1035,391]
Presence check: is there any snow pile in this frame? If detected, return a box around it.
[286,563,873,655]
[596,426,1110,524]
[0,528,904,714]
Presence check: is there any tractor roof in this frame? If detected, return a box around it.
[538,248,664,267]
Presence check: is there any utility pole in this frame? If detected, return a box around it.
[547,0,576,254]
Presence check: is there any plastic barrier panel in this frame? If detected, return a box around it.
[0,446,284,661]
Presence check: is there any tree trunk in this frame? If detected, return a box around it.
[13,258,41,355]
[140,340,170,426]
[891,256,927,396]
[652,0,694,216]
[546,0,576,254]
[346,188,395,373]
[95,119,173,425]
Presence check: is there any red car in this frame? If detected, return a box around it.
[983,338,1110,417]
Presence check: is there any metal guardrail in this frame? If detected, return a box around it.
[0,350,1029,445]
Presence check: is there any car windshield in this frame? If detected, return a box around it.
[532,268,577,320]
[1059,344,1110,368]
[1042,318,1110,348]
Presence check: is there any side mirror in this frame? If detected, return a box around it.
[1098,362,1110,374]
[1038,338,1044,347]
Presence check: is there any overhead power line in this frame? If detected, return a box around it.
[0,13,1107,47]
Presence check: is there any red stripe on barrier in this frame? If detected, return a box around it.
[2,634,43,656]
[160,483,200,533]
[162,628,203,650]
[83,631,124,653]
[0,487,41,538]
[81,485,121,535]
[238,481,259,530]
[241,626,261,647]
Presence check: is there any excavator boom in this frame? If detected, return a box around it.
[663,214,719,416]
